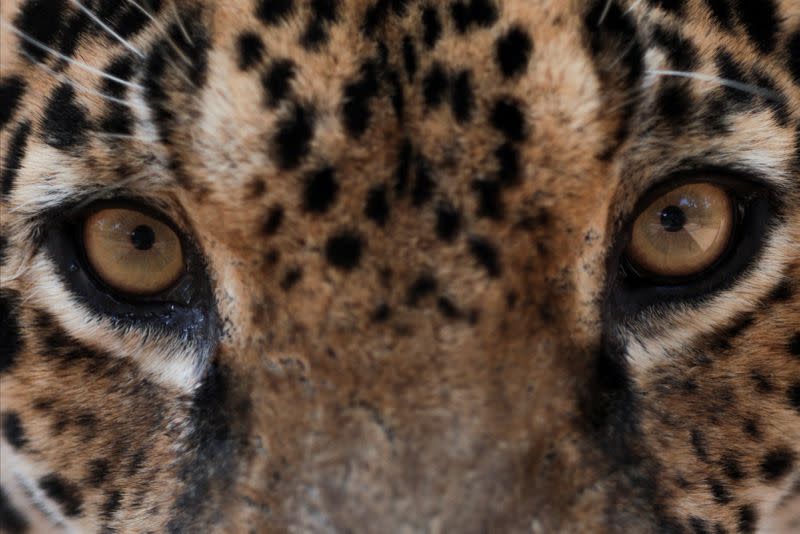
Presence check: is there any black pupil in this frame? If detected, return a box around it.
[130,225,156,250]
[660,205,686,232]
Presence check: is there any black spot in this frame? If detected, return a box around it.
[342,60,380,137]
[402,36,418,81]
[690,517,710,534]
[100,104,134,136]
[468,236,501,277]
[647,0,684,13]
[0,290,23,374]
[412,158,435,206]
[1,121,32,198]
[394,139,413,193]
[423,62,449,109]
[709,314,754,352]
[2,412,27,449]
[789,31,800,84]
[752,70,789,127]
[362,0,390,36]
[750,370,774,393]
[0,235,7,266]
[76,412,99,442]
[311,0,340,21]
[325,232,363,270]
[496,26,533,78]
[101,490,122,520]
[789,382,800,412]
[657,81,692,125]
[303,167,338,213]
[451,69,474,123]
[39,474,83,517]
[422,6,442,48]
[765,279,793,303]
[652,25,697,70]
[708,478,732,504]
[41,84,90,149]
[0,77,26,129]
[737,0,779,54]
[261,59,296,107]
[0,486,28,534]
[364,185,390,226]
[495,143,520,185]
[760,448,795,481]
[407,275,437,306]
[451,0,498,33]
[87,459,111,487]
[257,0,295,25]
[102,56,136,99]
[109,1,159,39]
[261,205,285,235]
[371,303,391,322]
[788,332,800,357]
[490,98,526,141]
[743,418,760,439]
[704,0,734,30]
[435,202,461,242]
[302,17,329,50]
[737,504,757,534]
[714,50,754,104]
[14,0,67,62]
[237,32,265,70]
[386,69,404,118]
[691,429,709,461]
[721,455,745,481]
[280,267,303,291]
[436,297,462,319]
[471,179,503,219]
[272,103,315,169]
[166,11,210,88]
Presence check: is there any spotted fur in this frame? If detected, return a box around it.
[1,0,799,532]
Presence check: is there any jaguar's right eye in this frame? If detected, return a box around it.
[83,207,185,296]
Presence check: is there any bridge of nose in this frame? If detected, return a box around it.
[174,0,633,529]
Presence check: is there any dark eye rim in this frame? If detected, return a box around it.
[608,168,778,318]
[44,197,217,336]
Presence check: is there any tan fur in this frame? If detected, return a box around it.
[1,0,798,532]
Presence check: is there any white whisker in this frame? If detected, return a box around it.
[0,20,144,91]
[21,51,145,110]
[170,0,194,46]
[646,69,781,100]
[124,0,194,67]
[68,0,145,58]
[597,0,614,26]
[624,0,645,15]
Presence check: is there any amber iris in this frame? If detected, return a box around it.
[627,183,734,278]
[83,208,184,295]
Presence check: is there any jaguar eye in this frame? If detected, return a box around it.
[83,208,184,296]
[625,183,734,280]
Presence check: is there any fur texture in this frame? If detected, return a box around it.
[0,0,798,532]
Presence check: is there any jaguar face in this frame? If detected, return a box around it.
[0,0,799,532]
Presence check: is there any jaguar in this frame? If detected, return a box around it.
[0,0,798,532]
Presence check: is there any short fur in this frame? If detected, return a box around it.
[0,0,798,532]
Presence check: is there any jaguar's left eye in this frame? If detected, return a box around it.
[625,183,734,280]
[83,207,185,296]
